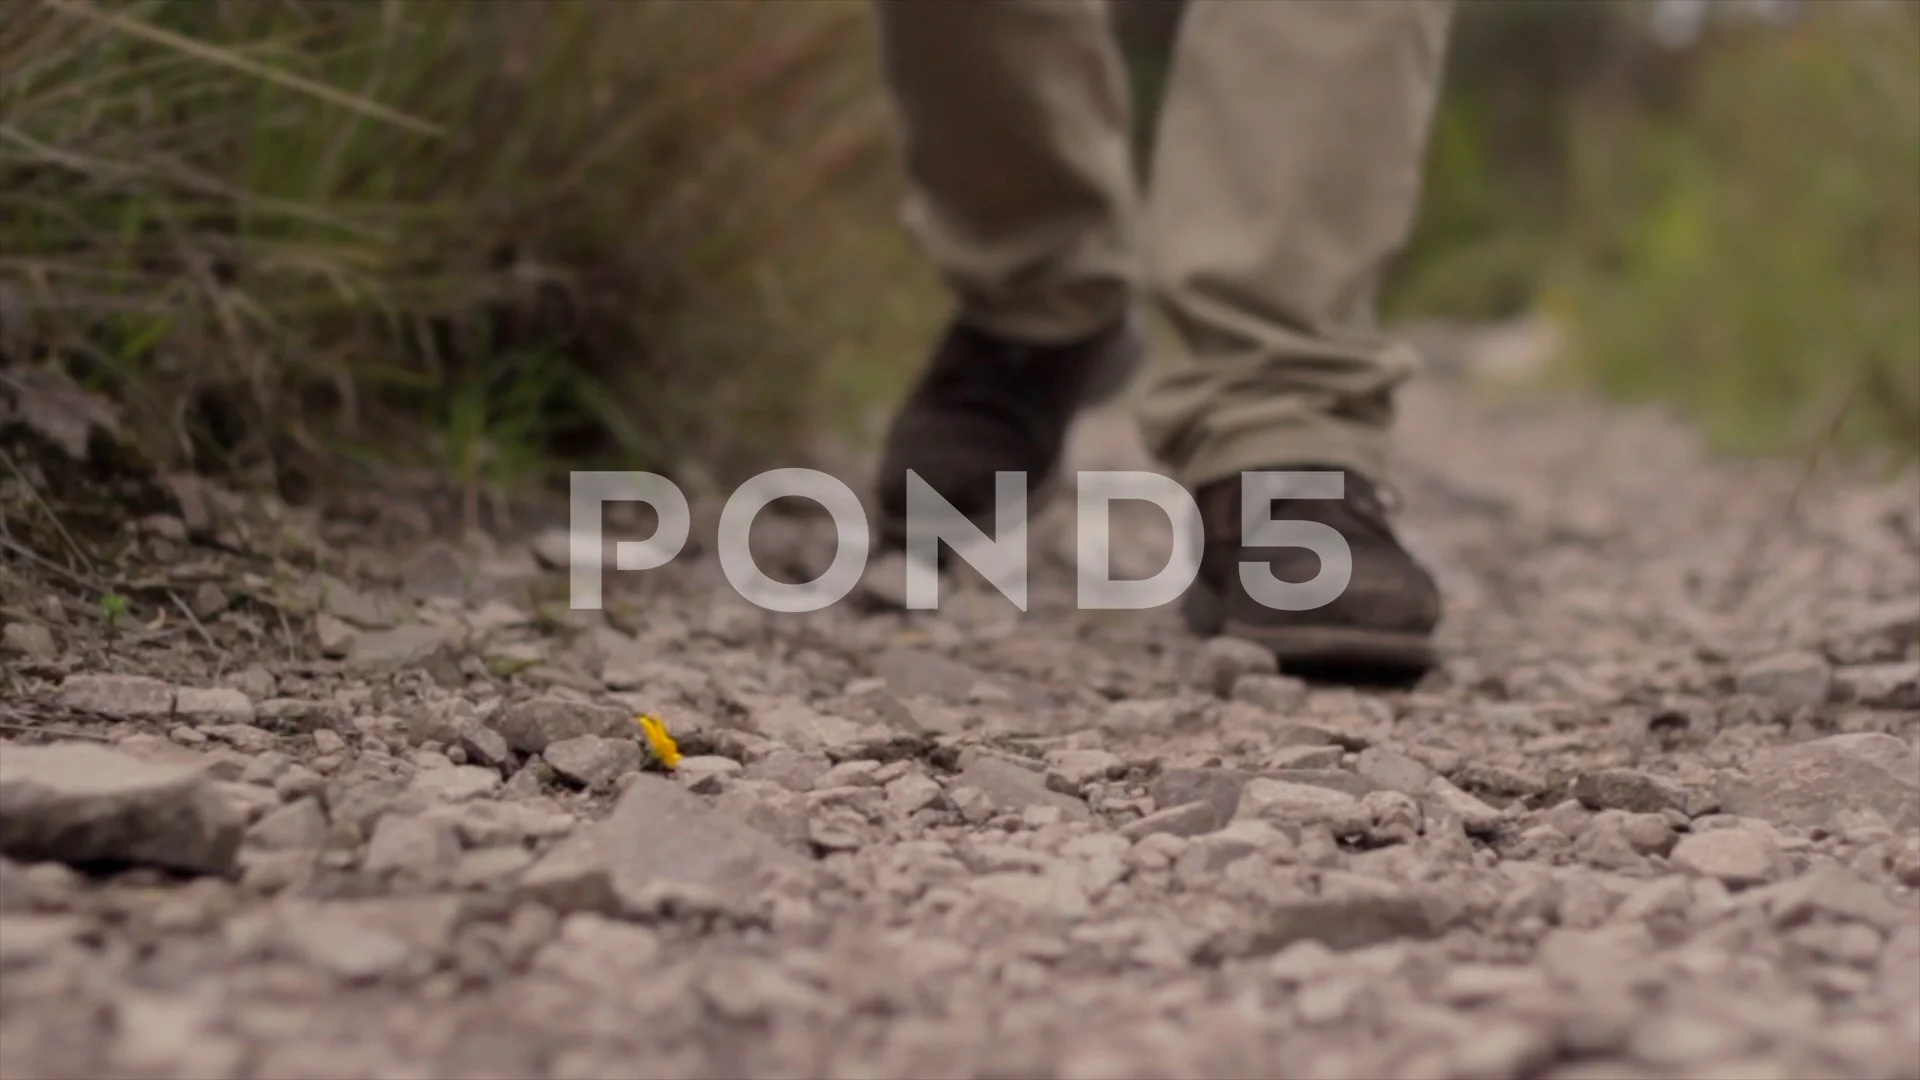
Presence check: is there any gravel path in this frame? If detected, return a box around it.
[2,370,1917,1080]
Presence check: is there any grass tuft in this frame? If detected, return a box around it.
[2,0,927,515]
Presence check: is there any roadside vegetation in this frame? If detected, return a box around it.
[1122,0,1920,460]
[4,0,1913,537]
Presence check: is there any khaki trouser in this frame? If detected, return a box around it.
[873,0,1453,485]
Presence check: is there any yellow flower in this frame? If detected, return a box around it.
[636,714,682,771]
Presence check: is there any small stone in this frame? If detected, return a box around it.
[871,647,989,704]
[1735,650,1833,708]
[1617,812,1677,856]
[744,748,831,792]
[1354,748,1436,796]
[174,687,256,725]
[1833,660,1920,708]
[1269,745,1345,770]
[406,766,502,803]
[515,837,616,915]
[957,756,1091,822]
[1236,778,1368,837]
[216,782,281,825]
[817,760,882,788]
[1121,801,1222,841]
[225,668,277,702]
[318,577,403,628]
[2,622,57,661]
[1574,768,1687,815]
[189,582,228,618]
[749,700,869,754]
[1361,790,1423,845]
[450,845,533,888]
[711,780,813,853]
[313,614,356,656]
[1766,865,1906,931]
[1202,889,1451,961]
[55,674,174,719]
[543,735,642,792]
[594,775,806,904]
[1270,723,1343,748]
[362,814,460,878]
[1667,827,1777,888]
[245,798,329,851]
[443,724,506,772]
[1261,769,1375,800]
[273,904,416,982]
[1629,1009,1755,1068]
[1195,637,1278,697]
[1231,672,1310,711]
[490,696,631,754]
[884,773,945,816]
[201,724,276,754]
[0,742,240,874]
[969,867,1089,919]
[273,765,326,802]
[678,756,744,795]
[1178,820,1293,877]
[1151,767,1250,825]
[1718,733,1920,831]
[1424,775,1503,836]
[1043,748,1125,792]
[346,624,455,670]
[1573,812,1654,871]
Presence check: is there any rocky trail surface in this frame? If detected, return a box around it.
[2,368,1918,1080]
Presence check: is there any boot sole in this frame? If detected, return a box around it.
[1182,582,1437,680]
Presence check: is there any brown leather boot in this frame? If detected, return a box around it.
[873,316,1140,549]
[1185,468,1441,679]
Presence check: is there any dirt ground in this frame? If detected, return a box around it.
[2,359,1917,1080]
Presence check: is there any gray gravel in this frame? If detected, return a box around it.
[1,375,1917,1080]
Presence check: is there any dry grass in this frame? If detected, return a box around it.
[2,0,931,518]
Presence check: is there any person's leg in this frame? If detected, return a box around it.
[1136,0,1455,674]
[869,0,1141,544]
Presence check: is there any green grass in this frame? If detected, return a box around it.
[1388,1,1920,459]
[2,0,927,516]
[1550,8,1920,457]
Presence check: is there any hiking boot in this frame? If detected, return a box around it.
[874,315,1141,548]
[1184,467,1441,678]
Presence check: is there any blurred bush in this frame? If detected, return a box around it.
[1116,0,1919,459]
[1,0,909,509]
[7,0,1911,513]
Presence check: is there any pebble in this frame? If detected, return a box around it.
[1236,779,1369,838]
[1670,828,1779,887]
[361,813,460,878]
[1573,768,1687,815]
[491,696,631,754]
[1194,637,1277,697]
[542,734,642,792]
[1734,651,1833,708]
[0,742,241,873]
[2,622,57,661]
[55,674,175,719]
[677,755,744,794]
[244,798,330,851]
[1717,733,1920,831]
